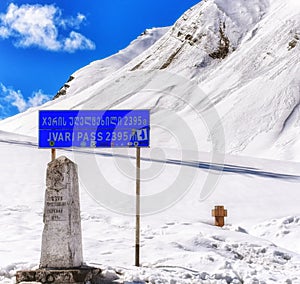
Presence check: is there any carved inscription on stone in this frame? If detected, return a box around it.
[44,195,68,222]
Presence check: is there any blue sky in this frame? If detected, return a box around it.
[0,0,200,119]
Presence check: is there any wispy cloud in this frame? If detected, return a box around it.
[0,3,95,52]
[60,13,87,30]
[0,83,51,119]
[64,31,96,52]
[27,90,51,108]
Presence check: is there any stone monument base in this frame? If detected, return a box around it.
[16,266,117,284]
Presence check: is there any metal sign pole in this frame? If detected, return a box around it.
[135,147,141,267]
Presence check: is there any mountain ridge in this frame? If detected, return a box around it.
[0,0,300,161]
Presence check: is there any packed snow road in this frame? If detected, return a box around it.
[1,137,299,182]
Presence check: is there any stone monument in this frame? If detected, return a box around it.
[40,156,83,268]
[16,156,108,283]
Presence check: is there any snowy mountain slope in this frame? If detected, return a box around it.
[1,0,300,283]
[122,0,270,78]
[61,27,169,98]
[201,0,300,159]
[0,0,299,162]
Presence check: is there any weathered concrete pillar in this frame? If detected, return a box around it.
[40,156,83,268]
[16,156,107,283]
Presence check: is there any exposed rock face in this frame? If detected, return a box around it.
[209,22,230,59]
[40,156,83,269]
[53,76,74,100]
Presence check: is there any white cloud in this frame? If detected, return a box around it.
[60,13,86,30]
[28,90,51,107]
[0,83,51,118]
[0,26,9,38]
[77,13,86,23]
[1,83,27,112]
[64,31,96,53]
[0,3,95,52]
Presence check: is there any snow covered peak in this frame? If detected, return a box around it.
[56,27,169,98]
[0,0,300,161]
[123,0,270,78]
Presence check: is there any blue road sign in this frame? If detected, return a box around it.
[39,110,150,148]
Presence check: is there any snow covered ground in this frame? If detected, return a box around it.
[0,132,300,283]
[0,0,300,282]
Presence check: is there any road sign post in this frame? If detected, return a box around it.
[39,110,150,148]
[51,148,56,161]
[135,147,141,267]
[39,110,150,267]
